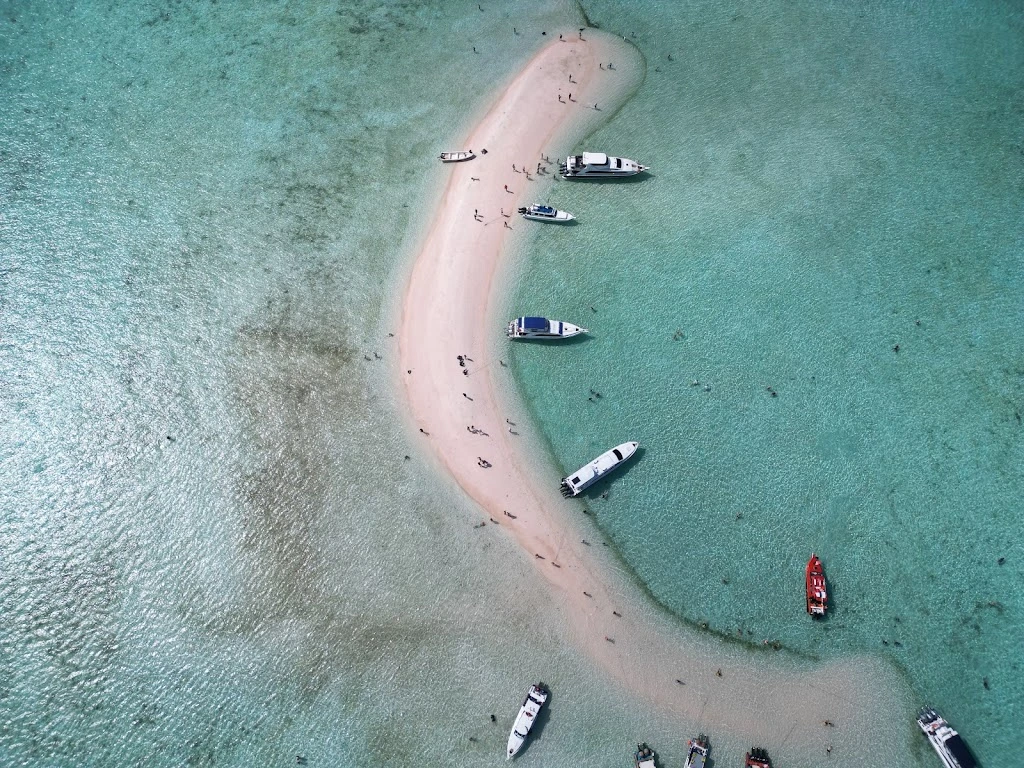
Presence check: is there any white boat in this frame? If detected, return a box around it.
[917,708,977,768]
[507,683,549,759]
[507,317,587,340]
[560,152,647,178]
[517,204,575,222]
[635,743,656,768]
[560,441,639,497]
[439,150,475,163]
[684,734,710,768]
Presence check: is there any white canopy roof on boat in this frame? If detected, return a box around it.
[581,152,608,166]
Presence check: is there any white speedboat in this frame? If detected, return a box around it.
[635,743,656,768]
[439,150,475,163]
[917,708,977,768]
[518,204,575,223]
[507,317,587,340]
[560,441,639,497]
[560,152,647,178]
[507,683,549,759]
[684,734,710,768]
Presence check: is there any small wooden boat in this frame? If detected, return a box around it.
[517,204,575,223]
[439,150,475,163]
[745,747,772,768]
[805,553,828,617]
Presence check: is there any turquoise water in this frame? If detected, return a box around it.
[0,1,629,765]
[511,1,1023,766]
[1,0,1018,766]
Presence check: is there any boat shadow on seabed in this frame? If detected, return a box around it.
[557,172,655,185]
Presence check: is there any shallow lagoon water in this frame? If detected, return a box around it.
[0,1,1019,766]
[511,2,1023,766]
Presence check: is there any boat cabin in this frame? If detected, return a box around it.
[519,317,552,333]
[577,152,611,168]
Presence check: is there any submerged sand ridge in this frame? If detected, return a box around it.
[398,30,912,766]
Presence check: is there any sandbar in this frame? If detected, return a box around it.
[398,29,911,765]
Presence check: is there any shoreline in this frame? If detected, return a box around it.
[397,29,912,764]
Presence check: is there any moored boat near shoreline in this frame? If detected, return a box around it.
[684,734,709,768]
[805,553,828,617]
[439,150,475,162]
[634,743,656,768]
[560,151,647,178]
[506,683,549,759]
[507,316,587,339]
[745,747,772,768]
[518,203,576,222]
[560,441,638,497]
[917,708,977,768]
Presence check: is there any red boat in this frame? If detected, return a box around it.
[745,747,772,767]
[805,553,828,617]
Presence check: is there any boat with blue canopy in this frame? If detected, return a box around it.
[507,316,587,340]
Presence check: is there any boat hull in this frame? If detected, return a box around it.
[507,683,548,759]
[635,743,656,768]
[522,212,575,221]
[561,169,645,179]
[561,441,639,497]
[805,554,828,617]
[683,736,709,768]
[439,151,475,163]
[917,708,977,768]
[559,152,648,178]
[507,318,587,339]
[519,205,575,222]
